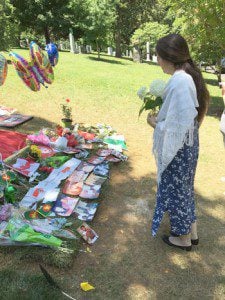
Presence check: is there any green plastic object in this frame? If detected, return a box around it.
[7,219,62,247]
[44,156,70,168]
[4,185,17,203]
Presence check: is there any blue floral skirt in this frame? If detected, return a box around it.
[152,125,199,236]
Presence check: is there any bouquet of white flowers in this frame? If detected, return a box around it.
[137,79,167,117]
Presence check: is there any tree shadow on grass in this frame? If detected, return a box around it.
[63,162,225,299]
[0,156,225,299]
[205,78,219,87]
[0,116,58,134]
[207,96,224,118]
[87,56,126,65]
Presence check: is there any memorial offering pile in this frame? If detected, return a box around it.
[0,123,128,267]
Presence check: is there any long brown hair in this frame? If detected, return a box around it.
[156,34,210,123]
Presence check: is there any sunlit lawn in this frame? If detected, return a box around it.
[0,49,224,299]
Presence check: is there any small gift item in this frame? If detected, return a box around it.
[78,130,96,140]
[73,200,99,221]
[62,181,83,196]
[0,204,12,221]
[4,185,17,203]
[77,222,98,245]
[87,156,105,165]
[75,150,89,159]
[85,173,107,186]
[111,150,128,161]
[53,194,79,217]
[105,155,121,163]
[12,158,40,177]
[79,184,101,199]
[67,170,89,183]
[24,209,40,220]
[96,149,112,157]
[38,146,56,158]
[93,162,109,177]
[38,202,55,218]
[77,162,95,173]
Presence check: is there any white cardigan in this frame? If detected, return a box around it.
[153,70,199,183]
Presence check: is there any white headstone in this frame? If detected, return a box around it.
[108,47,113,55]
[146,42,150,61]
[112,51,116,57]
[69,33,76,53]
[152,55,158,63]
[86,45,90,53]
[78,46,82,54]
[89,45,92,53]
[126,50,129,57]
[129,50,133,58]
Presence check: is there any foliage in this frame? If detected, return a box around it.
[131,21,170,56]
[61,99,72,120]
[10,0,84,44]
[84,0,116,58]
[111,0,172,57]
[167,0,225,65]
[0,0,19,50]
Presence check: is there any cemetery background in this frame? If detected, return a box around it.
[0,49,224,299]
[1,0,225,298]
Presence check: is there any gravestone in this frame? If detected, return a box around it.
[146,42,151,61]
[69,29,76,53]
[107,47,113,55]
[152,55,157,63]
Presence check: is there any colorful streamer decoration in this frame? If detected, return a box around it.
[9,41,55,91]
[30,41,54,84]
[0,54,8,86]
[9,52,40,92]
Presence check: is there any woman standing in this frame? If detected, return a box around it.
[147,34,210,251]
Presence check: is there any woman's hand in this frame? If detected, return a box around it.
[147,113,157,128]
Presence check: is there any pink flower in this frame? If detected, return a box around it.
[66,99,70,103]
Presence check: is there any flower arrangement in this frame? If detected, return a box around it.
[61,98,72,121]
[29,145,42,160]
[137,79,167,117]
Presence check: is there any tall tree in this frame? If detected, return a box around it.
[0,0,18,50]
[131,21,169,57]
[10,0,86,44]
[85,0,115,59]
[113,0,167,57]
[167,0,225,66]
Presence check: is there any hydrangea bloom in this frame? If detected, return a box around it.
[137,86,147,100]
[149,80,167,97]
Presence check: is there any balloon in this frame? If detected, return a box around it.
[9,52,40,91]
[0,54,8,86]
[30,41,54,84]
[45,43,59,67]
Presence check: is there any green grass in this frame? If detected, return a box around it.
[0,49,225,299]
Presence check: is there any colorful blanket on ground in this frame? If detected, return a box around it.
[0,130,27,160]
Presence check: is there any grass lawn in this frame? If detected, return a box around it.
[0,49,225,299]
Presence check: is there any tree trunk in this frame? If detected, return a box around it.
[96,41,100,59]
[44,26,51,44]
[115,30,122,58]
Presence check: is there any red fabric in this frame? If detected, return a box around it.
[0,130,27,160]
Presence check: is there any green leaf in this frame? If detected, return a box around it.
[145,97,162,110]
[138,102,146,118]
